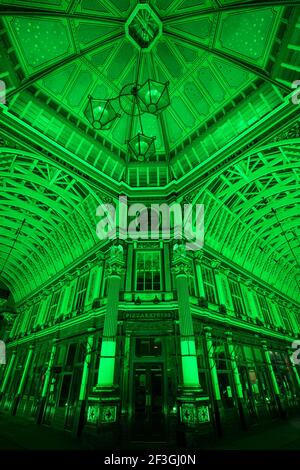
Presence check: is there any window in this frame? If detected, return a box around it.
[135,251,161,291]
[257,294,273,325]
[27,303,40,331]
[229,279,245,316]
[202,265,218,304]
[135,338,162,357]
[47,291,60,323]
[74,273,88,312]
[278,304,292,331]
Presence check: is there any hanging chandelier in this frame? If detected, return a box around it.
[84,97,120,131]
[137,79,170,115]
[85,76,170,162]
[127,132,156,162]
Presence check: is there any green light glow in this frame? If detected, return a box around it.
[0,0,299,449]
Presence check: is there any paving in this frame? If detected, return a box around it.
[1,412,300,451]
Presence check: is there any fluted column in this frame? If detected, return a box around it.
[261,339,285,419]
[172,244,200,389]
[36,339,57,424]
[73,329,95,437]
[225,332,246,429]
[96,245,124,390]
[0,349,16,399]
[12,345,34,415]
[204,327,222,436]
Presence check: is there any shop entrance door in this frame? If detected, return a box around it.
[132,363,165,441]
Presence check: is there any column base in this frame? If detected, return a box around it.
[176,386,211,447]
[84,385,122,447]
[36,397,46,425]
[11,394,21,416]
[72,400,87,438]
[275,394,287,420]
[236,396,247,431]
[212,399,223,438]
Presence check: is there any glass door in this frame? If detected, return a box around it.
[132,363,165,441]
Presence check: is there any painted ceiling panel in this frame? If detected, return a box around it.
[216,8,280,66]
[66,69,93,108]
[1,0,286,160]
[74,21,122,47]
[1,0,66,9]
[42,64,77,96]
[109,0,131,14]
[79,0,112,13]
[8,17,73,70]
[166,17,214,45]
[156,41,184,79]
[177,0,209,10]
[107,42,135,81]
[212,58,251,89]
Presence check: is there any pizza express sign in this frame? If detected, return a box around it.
[122,311,174,321]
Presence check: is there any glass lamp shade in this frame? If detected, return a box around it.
[128,133,156,162]
[137,79,170,115]
[84,96,120,130]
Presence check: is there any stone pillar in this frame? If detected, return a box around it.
[96,246,124,390]
[0,349,16,400]
[87,245,124,434]
[73,329,95,437]
[36,340,57,424]
[11,345,34,416]
[261,339,286,419]
[172,244,210,444]
[172,244,201,389]
[225,332,246,430]
[204,327,222,436]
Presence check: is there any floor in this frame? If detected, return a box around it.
[1,412,300,451]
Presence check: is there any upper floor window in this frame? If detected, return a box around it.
[278,304,292,331]
[48,291,60,323]
[135,251,161,291]
[27,303,40,331]
[228,279,245,316]
[74,273,89,312]
[257,294,273,325]
[202,265,218,304]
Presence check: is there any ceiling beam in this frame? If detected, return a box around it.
[6,32,124,100]
[164,30,291,93]
[163,1,300,23]
[0,6,125,24]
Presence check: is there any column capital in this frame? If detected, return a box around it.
[106,244,125,277]
[260,339,268,350]
[225,331,233,342]
[204,326,212,337]
[172,243,192,275]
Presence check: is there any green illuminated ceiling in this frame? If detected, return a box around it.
[1,0,288,157]
[0,0,299,303]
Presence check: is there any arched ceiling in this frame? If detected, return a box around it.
[0,149,102,301]
[193,138,300,299]
[0,0,299,304]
